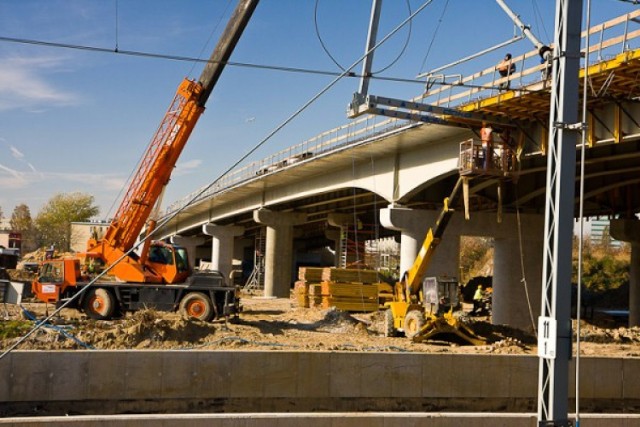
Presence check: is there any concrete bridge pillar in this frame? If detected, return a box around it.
[170,235,205,269]
[492,235,542,330]
[202,223,245,283]
[380,207,459,279]
[462,212,543,331]
[254,209,307,298]
[324,229,340,267]
[610,218,640,327]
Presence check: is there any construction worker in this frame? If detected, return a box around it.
[473,285,484,314]
[480,122,493,171]
[497,53,516,90]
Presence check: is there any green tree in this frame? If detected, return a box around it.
[35,193,99,252]
[10,204,36,252]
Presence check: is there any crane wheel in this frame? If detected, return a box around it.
[383,309,397,337]
[83,288,115,320]
[179,292,214,322]
[404,310,425,339]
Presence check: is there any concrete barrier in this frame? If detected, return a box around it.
[1,413,640,427]
[1,351,639,417]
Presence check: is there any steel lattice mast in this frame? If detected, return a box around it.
[537,0,583,425]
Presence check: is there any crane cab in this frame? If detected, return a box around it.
[146,241,190,284]
[32,258,81,303]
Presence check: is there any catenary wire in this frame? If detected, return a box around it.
[314,0,413,74]
[0,0,436,360]
[418,0,450,75]
[0,34,522,92]
[575,1,593,425]
[107,0,235,221]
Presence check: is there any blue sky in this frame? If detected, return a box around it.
[0,0,636,220]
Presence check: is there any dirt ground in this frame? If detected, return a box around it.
[2,294,640,357]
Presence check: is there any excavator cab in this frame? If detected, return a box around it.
[422,277,461,317]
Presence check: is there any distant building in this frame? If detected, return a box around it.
[70,221,110,253]
[0,219,22,254]
[589,217,621,248]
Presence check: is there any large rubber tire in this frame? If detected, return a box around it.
[403,310,426,339]
[179,292,214,321]
[383,308,397,337]
[83,288,115,320]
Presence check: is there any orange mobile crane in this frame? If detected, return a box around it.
[32,0,260,321]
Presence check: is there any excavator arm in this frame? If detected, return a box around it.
[88,0,260,283]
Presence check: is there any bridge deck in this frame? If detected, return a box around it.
[165,10,640,217]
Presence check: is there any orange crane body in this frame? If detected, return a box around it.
[87,79,205,284]
[32,0,260,322]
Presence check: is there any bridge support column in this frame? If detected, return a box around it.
[463,212,543,330]
[324,229,340,267]
[610,219,640,327]
[170,235,205,269]
[492,236,542,330]
[202,223,245,283]
[380,207,459,278]
[254,209,307,298]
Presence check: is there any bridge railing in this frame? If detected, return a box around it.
[165,10,640,215]
[166,113,412,212]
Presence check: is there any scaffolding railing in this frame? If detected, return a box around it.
[164,10,640,216]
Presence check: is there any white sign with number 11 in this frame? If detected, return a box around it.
[538,316,557,359]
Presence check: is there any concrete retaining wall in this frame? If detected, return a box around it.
[2,413,640,427]
[1,351,639,417]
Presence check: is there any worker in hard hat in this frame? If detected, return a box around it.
[473,285,484,314]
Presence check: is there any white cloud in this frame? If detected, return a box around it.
[174,159,202,176]
[0,56,80,112]
[0,163,27,189]
[9,145,24,160]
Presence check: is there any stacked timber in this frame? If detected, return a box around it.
[293,267,381,312]
[298,267,324,282]
[320,268,378,283]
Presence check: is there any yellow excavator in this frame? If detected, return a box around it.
[382,177,486,345]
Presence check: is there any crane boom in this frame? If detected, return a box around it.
[89,0,259,283]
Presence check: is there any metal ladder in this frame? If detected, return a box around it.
[243,227,266,291]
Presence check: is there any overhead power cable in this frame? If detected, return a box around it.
[314,0,413,74]
[418,0,450,75]
[0,34,516,91]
